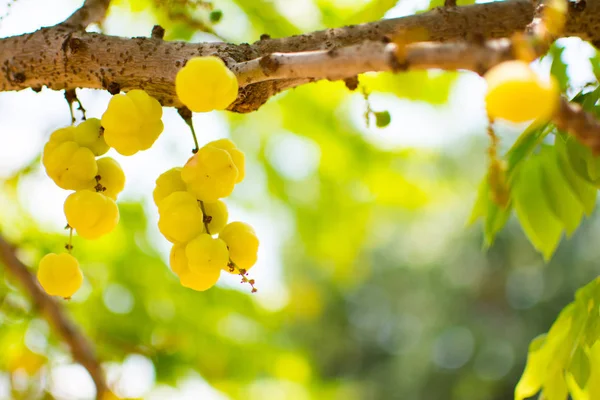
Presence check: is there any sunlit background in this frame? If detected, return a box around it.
[0,0,599,399]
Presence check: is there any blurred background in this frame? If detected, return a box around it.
[0,0,599,399]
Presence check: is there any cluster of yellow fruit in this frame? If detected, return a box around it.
[484,60,559,124]
[37,53,252,298]
[154,139,259,292]
[38,90,165,299]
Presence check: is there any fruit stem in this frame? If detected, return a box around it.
[64,89,87,124]
[188,119,200,154]
[66,225,74,254]
[486,117,509,208]
[177,107,199,153]
[362,86,372,128]
[198,201,211,235]
[234,264,258,293]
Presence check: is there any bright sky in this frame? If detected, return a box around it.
[0,0,596,398]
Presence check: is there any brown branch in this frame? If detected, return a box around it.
[252,0,596,53]
[62,0,112,29]
[0,236,108,400]
[553,98,600,154]
[0,0,598,112]
[233,39,515,86]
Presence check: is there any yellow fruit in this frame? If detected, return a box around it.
[180,266,221,291]
[209,138,236,151]
[42,126,76,163]
[157,191,204,243]
[219,222,259,271]
[186,234,229,273]
[170,242,221,291]
[153,167,187,207]
[73,118,110,156]
[201,200,228,234]
[64,191,120,239]
[485,61,559,123]
[94,157,126,200]
[181,146,238,202]
[169,243,188,276]
[101,90,164,156]
[207,139,246,183]
[37,253,83,298]
[43,141,98,190]
[175,56,239,113]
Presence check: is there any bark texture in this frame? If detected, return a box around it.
[0,0,598,112]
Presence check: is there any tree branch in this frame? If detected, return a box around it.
[0,0,598,112]
[0,236,107,400]
[251,0,595,53]
[554,98,600,154]
[62,0,112,29]
[233,39,515,86]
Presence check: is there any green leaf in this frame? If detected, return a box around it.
[584,314,600,348]
[555,136,598,215]
[562,134,600,185]
[550,44,569,92]
[587,341,600,398]
[469,123,546,245]
[468,179,488,226]
[513,155,564,260]
[583,281,600,347]
[569,347,591,389]
[505,122,550,178]
[484,200,511,247]
[590,51,600,82]
[547,303,575,343]
[538,145,585,236]
[515,334,549,400]
[571,87,600,111]
[542,369,569,400]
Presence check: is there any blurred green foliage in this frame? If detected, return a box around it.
[1,1,600,400]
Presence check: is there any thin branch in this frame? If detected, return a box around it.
[553,98,600,154]
[252,0,596,53]
[62,0,112,29]
[0,0,598,112]
[233,39,515,86]
[0,236,107,400]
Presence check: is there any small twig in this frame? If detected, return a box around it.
[62,0,112,29]
[151,25,165,40]
[553,97,600,155]
[65,90,76,125]
[362,86,372,128]
[0,235,107,399]
[236,266,257,293]
[177,107,199,153]
[64,89,86,124]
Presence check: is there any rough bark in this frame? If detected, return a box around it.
[0,0,598,112]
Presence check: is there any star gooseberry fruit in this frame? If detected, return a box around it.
[484,60,559,124]
[175,56,239,113]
